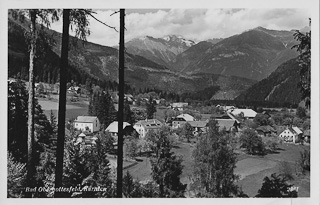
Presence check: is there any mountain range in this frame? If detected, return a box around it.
[126,27,299,81]
[8,11,305,102]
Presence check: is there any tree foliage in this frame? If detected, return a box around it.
[253,113,272,126]
[88,88,116,128]
[150,127,186,197]
[240,128,265,155]
[256,173,298,197]
[292,19,311,107]
[7,152,26,198]
[8,80,55,163]
[182,122,193,143]
[146,96,156,119]
[191,120,240,197]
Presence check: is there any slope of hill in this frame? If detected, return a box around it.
[178,29,298,80]
[235,57,302,104]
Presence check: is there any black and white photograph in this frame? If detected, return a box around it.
[1,0,319,204]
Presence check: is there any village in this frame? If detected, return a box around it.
[7,7,315,199]
[23,79,311,197]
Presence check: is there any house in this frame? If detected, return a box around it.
[74,116,100,133]
[105,121,135,139]
[256,125,276,137]
[188,121,208,135]
[171,102,188,111]
[134,119,163,138]
[75,132,98,146]
[176,113,195,122]
[171,117,186,129]
[216,119,239,132]
[279,126,303,143]
[229,108,257,119]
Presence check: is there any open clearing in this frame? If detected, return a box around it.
[38,99,88,120]
[38,100,82,110]
[234,158,277,180]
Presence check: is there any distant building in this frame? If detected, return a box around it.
[74,116,100,133]
[177,113,195,121]
[216,119,239,132]
[171,102,188,111]
[105,121,135,139]
[256,125,276,137]
[229,108,257,119]
[134,119,163,138]
[188,121,208,135]
[171,117,187,129]
[279,126,303,143]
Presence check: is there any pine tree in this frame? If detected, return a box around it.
[88,89,117,128]
[146,96,156,119]
[256,173,298,197]
[149,126,186,197]
[123,99,134,124]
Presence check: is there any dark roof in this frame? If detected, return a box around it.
[256,125,276,133]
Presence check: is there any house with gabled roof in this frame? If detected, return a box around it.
[229,108,257,119]
[177,113,195,121]
[134,119,163,138]
[279,126,303,143]
[74,116,100,133]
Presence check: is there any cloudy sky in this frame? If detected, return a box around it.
[50,8,310,47]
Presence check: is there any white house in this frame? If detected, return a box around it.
[74,116,100,133]
[177,113,195,121]
[229,108,257,119]
[134,119,163,138]
[279,126,303,143]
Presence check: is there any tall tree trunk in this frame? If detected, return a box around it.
[116,8,125,198]
[26,9,37,198]
[54,9,70,198]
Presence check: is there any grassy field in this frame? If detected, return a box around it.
[38,99,89,121]
[236,143,310,197]
[122,140,310,197]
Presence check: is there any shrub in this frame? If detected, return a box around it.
[296,149,310,174]
[7,152,26,198]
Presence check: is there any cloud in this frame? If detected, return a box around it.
[50,8,310,47]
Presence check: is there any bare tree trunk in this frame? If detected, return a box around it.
[54,9,70,198]
[26,9,36,198]
[116,8,125,198]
